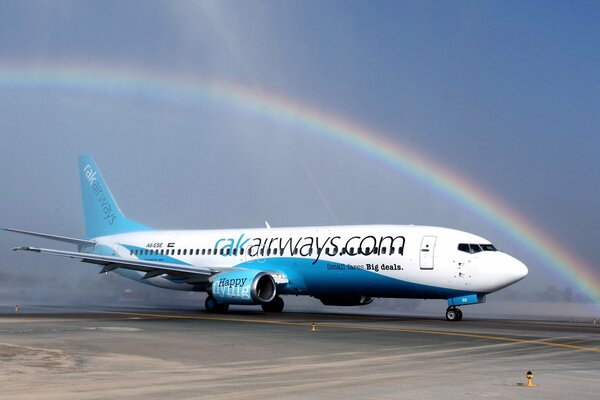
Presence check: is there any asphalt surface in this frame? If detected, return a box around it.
[1,305,599,399]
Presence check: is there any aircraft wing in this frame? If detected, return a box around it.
[12,246,222,282]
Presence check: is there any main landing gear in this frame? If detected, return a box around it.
[204,296,285,313]
[205,296,229,313]
[446,307,463,321]
[261,296,285,312]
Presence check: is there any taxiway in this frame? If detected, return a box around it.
[1,305,599,399]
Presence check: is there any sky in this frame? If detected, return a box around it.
[0,1,599,312]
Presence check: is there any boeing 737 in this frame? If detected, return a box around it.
[4,155,528,320]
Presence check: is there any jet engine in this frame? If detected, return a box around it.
[208,270,276,305]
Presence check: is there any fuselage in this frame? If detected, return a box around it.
[88,224,528,300]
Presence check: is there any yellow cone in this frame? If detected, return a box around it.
[526,371,537,387]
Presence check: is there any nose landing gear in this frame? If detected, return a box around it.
[446,307,463,321]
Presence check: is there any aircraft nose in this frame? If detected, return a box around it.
[508,257,528,283]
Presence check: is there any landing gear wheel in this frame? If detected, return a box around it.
[446,307,461,321]
[455,309,463,321]
[261,296,284,312]
[205,296,229,313]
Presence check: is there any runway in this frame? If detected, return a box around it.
[1,305,599,399]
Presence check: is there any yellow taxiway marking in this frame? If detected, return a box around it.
[12,305,600,353]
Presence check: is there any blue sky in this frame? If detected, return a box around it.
[1,1,599,303]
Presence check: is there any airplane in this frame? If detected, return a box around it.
[3,155,528,321]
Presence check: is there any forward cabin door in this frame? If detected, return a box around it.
[419,236,437,270]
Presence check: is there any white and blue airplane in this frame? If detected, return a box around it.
[4,155,528,321]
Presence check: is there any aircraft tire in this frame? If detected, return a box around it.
[205,296,229,313]
[261,296,284,312]
[455,309,463,321]
[446,307,459,321]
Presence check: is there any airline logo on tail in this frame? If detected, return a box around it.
[83,164,117,225]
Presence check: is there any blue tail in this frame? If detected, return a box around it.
[79,155,151,238]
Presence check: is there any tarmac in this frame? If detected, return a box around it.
[1,304,599,399]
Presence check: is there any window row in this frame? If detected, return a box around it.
[130,246,402,257]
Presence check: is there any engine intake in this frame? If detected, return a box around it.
[209,270,276,305]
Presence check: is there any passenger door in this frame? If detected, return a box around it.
[419,236,436,270]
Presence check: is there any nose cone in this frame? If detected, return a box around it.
[509,258,529,283]
[474,252,528,293]
[496,253,528,289]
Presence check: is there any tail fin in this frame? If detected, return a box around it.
[79,155,151,238]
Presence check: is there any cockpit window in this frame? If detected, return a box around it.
[469,244,482,253]
[458,243,497,254]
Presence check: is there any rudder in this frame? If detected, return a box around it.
[79,155,151,238]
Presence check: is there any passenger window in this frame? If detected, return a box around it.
[240,248,245,255]
[202,249,206,255]
[273,249,278,255]
[390,247,395,255]
[381,247,387,255]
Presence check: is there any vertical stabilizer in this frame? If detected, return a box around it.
[79,155,151,238]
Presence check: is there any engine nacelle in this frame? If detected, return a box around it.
[317,295,374,307]
[209,270,276,305]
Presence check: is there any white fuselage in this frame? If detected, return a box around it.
[88,224,528,299]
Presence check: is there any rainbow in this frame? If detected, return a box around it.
[1,62,599,308]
